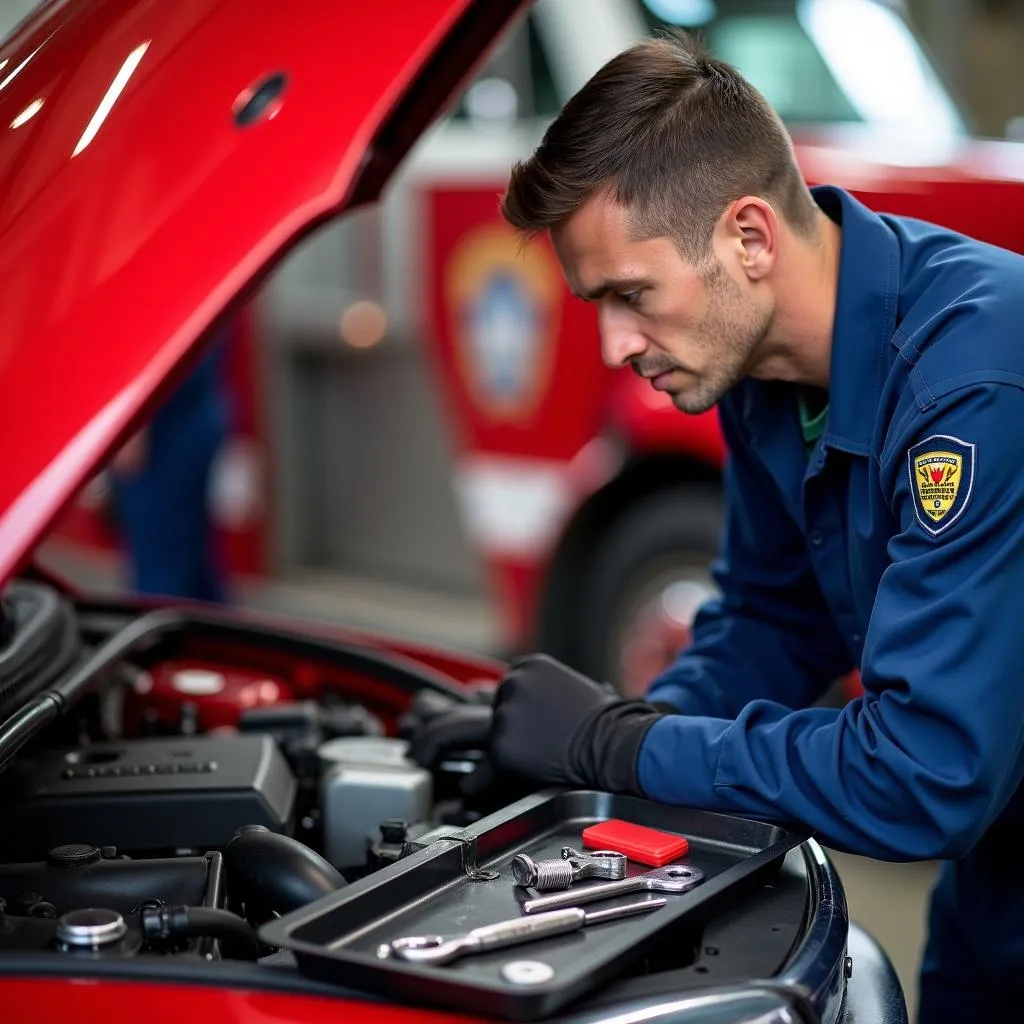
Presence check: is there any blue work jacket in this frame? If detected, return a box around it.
[642,186,1024,862]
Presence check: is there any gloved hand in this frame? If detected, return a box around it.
[489,654,669,795]
[404,686,498,799]
[405,695,494,767]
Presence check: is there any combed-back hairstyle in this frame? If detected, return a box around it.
[501,31,818,262]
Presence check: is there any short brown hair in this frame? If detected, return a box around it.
[501,32,817,261]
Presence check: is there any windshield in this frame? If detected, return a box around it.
[636,0,968,136]
[0,1,40,40]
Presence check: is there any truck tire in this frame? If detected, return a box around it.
[571,485,724,695]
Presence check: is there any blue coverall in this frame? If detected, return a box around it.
[110,339,231,603]
[642,186,1024,1019]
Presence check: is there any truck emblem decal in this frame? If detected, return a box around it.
[445,224,561,422]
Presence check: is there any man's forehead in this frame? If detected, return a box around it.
[553,192,632,252]
[552,202,688,299]
[551,197,635,288]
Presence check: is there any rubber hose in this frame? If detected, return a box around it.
[141,905,259,960]
[223,825,346,915]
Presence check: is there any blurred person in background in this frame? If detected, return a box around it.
[109,329,232,603]
[412,31,1024,1023]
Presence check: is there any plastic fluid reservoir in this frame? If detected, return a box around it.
[317,737,433,870]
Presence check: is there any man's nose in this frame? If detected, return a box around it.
[599,308,646,368]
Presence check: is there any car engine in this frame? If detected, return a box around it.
[0,581,511,967]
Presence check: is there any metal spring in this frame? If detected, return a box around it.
[531,859,576,891]
[511,854,576,891]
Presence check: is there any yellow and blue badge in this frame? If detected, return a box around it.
[907,434,975,536]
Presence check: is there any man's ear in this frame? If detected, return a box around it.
[717,196,777,282]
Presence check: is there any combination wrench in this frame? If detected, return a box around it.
[379,897,667,965]
[522,863,706,914]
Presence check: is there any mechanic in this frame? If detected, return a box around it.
[410,32,1024,1023]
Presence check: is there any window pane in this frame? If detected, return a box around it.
[710,14,860,123]
[448,13,560,126]
[635,2,860,124]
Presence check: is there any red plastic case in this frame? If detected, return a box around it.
[582,818,690,866]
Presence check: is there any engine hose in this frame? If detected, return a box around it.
[141,905,259,960]
[223,825,346,917]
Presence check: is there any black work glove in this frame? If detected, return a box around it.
[489,654,669,795]
[405,687,498,799]
[405,697,494,767]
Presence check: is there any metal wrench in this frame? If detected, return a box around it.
[522,864,706,914]
[379,897,667,965]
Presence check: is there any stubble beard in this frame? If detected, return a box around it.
[669,264,772,415]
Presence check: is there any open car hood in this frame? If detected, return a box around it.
[0,0,528,589]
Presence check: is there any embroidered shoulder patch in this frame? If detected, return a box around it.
[907,434,975,536]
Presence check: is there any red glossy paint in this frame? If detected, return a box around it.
[0,977,485,1024]
[121,659,295,733]
[793,127,1024,253]
[117,617,507,736]
[0,0,529,591]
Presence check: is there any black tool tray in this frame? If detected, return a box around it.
[260,789,812,1020]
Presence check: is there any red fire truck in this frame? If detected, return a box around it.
[49,0,1024,693]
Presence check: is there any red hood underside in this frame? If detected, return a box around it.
[0,0,528,589]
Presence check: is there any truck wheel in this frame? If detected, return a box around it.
[572,486,723,696]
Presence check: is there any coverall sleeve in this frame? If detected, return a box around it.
[645,399,854,719]
[637,382,1024,861]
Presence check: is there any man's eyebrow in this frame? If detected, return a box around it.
[573,278,648,302]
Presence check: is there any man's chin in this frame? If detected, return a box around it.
[670,390,718,415]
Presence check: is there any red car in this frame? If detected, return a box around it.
[0,2,903,1022]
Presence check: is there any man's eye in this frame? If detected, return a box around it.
[619,290,642,306]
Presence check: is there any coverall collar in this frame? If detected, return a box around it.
[811,185,901,455]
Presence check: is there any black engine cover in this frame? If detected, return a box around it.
[0,735,296,857]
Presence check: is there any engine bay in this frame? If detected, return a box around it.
[0,580,532,972]
[0,581,825,1020]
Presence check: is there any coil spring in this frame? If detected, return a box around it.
[511,854,576,891]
